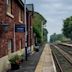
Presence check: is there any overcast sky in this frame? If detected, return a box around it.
[23,0,72,41]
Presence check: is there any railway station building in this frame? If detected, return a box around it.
[0,0,34,72]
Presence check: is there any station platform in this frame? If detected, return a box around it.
[35,44,57,72]
[59,43,72,47]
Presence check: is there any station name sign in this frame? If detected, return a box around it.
[15,24,25,32]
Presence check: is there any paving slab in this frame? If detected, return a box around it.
[35,44,57,72]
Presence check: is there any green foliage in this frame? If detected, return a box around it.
[50,33,66,43]
[33,12,47,43]
[43,28,48,42]
[63,16,72,40]
[50,33,57,43]
[9,54,21,64]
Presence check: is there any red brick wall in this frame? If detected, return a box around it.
[30,15,34,45]
[0,0,25,58]
[27,12,34,48]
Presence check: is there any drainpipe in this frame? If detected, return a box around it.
[24,0,28,61]
[14,24,16,52]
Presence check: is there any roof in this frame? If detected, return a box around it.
[34,12,47,25]
[17,1,34,13]
[18,0,24,6]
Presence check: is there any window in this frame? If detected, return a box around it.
[19,39,22,50]
[7,0,12,14]
[19,9,23,23]
[8,39,14,53]
[6,0,14,18]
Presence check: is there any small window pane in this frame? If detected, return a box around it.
[8,39,14,53]
[7,0,12,14]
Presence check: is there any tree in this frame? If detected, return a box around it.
[63,16,72,40]
[50,33,57,43]
[50,33,67,43]
[43,28,48,42]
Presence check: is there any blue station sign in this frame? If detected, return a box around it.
[15,24,25,32]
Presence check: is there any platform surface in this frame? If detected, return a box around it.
[35,44,57,72]
[60,43,72,47]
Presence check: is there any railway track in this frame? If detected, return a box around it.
[52,44,72,64]
[50,44,72,72]
[56,44,72,56]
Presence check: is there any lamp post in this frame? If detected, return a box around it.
[24,0,28,61]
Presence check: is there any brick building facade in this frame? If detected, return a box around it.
[0,0,34,71]
[0,0,25,58]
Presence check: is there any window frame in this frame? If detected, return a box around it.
[19,39,22,50]
[19,8,23,23]
[8,39,14,53]
[6,0,14,18]
[7,0,12,14]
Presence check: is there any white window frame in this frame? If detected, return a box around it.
[19,39,22,50]
[8,39,13,53]
[19,9,23,23]
[6,0,14,18]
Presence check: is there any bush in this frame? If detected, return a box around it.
[9,54,21,64]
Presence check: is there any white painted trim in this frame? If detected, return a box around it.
[19,20,23,23]
[49,44,57,72]
[6,12,14,18]
[13,24,16,52]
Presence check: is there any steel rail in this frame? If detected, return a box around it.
[50,44,72,72]
[52,51,64,72]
